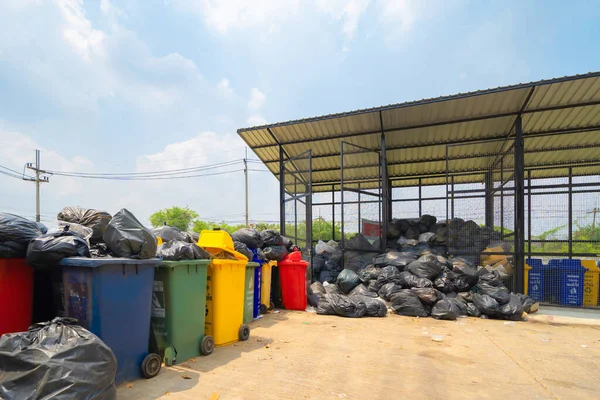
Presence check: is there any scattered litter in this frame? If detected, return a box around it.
[189,358,196,362]
[255,315,264,319]
[209,392,220,400]
[266,344,271,348]
[431,334,445,342]
[581,345,588,348]
[305,306,316,313]
[182,375,191,380]
[540,338,551,342]
[164,392,170,396]
[423,331,429,335]
[337,394,347,398]
[302,322,310,325]
[504,321,515,326]
[126,383,133,389]
[273,310,280,314]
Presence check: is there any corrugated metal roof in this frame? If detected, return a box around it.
[239,72,600,190]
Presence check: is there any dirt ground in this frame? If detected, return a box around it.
[119,311,600,400]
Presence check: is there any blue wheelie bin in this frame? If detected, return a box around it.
[53,257,162,384]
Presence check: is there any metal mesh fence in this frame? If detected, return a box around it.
[282,151,312,258]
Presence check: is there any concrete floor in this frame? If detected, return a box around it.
[119,311,600,400]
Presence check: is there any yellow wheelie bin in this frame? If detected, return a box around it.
[199,230,251,346]
[261,261,276,313]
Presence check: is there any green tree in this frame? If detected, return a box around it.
[149,206,199,231]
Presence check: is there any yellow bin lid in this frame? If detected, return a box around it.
[198,229,248,261]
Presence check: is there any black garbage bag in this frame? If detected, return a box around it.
[345,252,378,272]
[515,293,538,314]
[231,228,263,249]
[458,291,473,303]
[404,224,420,241]
[0,317,117,400]
[466,302,482,317]
[472,293,500,316]
[431,299,460,320]
[263,245,289,262]
[308,293,320,307]
[434,271,457,293]
[477,270,504,287]
[368,266,403,292]
[358,265,381,284]
[373,251,416,270]
[260,230,283,247]
[416,222,429,234]
[103,209,156,259]
[400,271,433,288]
[26,228,91,271]
[411,288,443,304]
[352,295,387,317]
[407,258,442,281]
[0,213,44,258]
[378,282,404,301]
[453,275,473,292]
[89,243,113,258]
[316,294,367,318]
[319,269,337,284]
[336,269,362,294]
[158,240,210,261]
[390,290,429,317]
[349,283,378,298]
[310,281,326,295]
[498,294,524,321]
[345,234,373,251]
[453,263,479,288]
[36,222,48,234]
[420,215,437,229]
[324,283,342,294]
[281,236,294,250]
[152,225,193,243]
[312,254,327,275]
[233,240,254,260]
[57,206,112,244]
[477,283,511,305]
[188,231,200,243]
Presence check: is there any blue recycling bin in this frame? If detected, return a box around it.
[53,257,162,384]
[545,259,561,304]
[558,259,586,307]
[526,258,545,302]
[251,249,263,319]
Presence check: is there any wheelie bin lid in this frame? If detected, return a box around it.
[158,259,211,268]
[198,229,248,261]
[60,257,162,268]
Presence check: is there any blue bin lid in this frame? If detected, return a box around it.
[59,257,163,268]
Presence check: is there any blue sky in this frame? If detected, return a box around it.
[0,0,599,227]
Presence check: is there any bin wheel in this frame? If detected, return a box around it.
[200,335,214,356]
[239,324,250,341]
[141,353,162,379]
[260,304,268,314]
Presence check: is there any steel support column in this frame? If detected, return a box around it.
[485,170,494,228]
[306,150,313,267]
[380,130,389,251]
[514,116,526,294]
[279,145,286,235]
[331,185,335,241]
[568,167,573,259]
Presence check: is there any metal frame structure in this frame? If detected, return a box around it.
[239,72,600,306]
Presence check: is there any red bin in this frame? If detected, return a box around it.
[278,252,309,311]
[0,258,33,336]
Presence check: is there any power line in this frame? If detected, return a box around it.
[49,169,244,181]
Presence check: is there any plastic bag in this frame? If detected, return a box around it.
[420,215,437,229]
[324,283,342,294]
[336,269,362,294]
[57,206,112,244]
[453,263,479,288]
[57,221,93,243]
[400,271,433,288]
[472,293,500,316]
[0,213,44,258]
[233,240,254,260]
[260,230,283,247]
[308,293,320,307]
[378,282,404,301]
[281,236,294,250]
[477,270,504,287]
[368,265,403,292]
[373,251,416,270]
[36,222,48,234]
[352,295,387,317]
[434,271,456,293]
[310,281,326,295]
[398,237,419,247]
[466,302,482,317]
[263,245,289,262]
[158,240,210,261]
[103,209,157,259]
[231,228,263,249]
[431,299,460,320]
[358,265,381,284]
[477,283,511,305]
[152,225,193,243]
[404,225,420,241]
[418,232,435,243]
[188,231,200,243]
[390,289,429,317]
[349,283,378,298]
[515,293,538,314]
[316,240,335,255]
[411,287,443,304]
[498,294,524,321]
[345,233,373,251]
[407,259,442,281]
[316,294,367,318]
[0,317,116,400]
[26,229,91,271]
[89,243,112,258]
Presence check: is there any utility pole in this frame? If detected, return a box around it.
[589,207,600,231]
[25,150,50,222]
[244,147,249,226]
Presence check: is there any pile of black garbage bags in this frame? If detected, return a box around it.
[310,251,537,321]
[230,228,297,261]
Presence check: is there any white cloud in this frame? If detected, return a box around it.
[100,0,125,18]
[316,0,370,39]
[217,78,234,96]
[246,115,267,126]
[248,88,266,110]
[55,0,105,62]
[173,0,300,34]
[379,0,418,34]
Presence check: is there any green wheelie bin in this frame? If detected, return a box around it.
[151,259,213,366]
